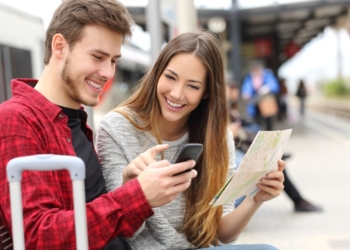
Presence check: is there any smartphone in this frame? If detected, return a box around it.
[174,143,203,175]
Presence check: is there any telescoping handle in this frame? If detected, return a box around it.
[6,154,88,250]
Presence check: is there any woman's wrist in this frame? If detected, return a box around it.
[246,195,263,207]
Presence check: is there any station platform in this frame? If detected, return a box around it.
[306,94,350,120]
[234,97,350,250]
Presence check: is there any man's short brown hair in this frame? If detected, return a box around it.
[44,0,134,65]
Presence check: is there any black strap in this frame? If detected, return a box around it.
[0,216,13,250]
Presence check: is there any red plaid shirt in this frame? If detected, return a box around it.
[0,79,153,250]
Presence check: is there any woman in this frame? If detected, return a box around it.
[296,79,307,116]
[96,31,284,250]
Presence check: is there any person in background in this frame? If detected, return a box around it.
[296,79,308,116]
[284,170,323,212]
[241,60,280,131]
[0,1,197,249]
[227,82,322,213]
[277,77,288,121]
[97,30,285,250]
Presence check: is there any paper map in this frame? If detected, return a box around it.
[210,129,292,207]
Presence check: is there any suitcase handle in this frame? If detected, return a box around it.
[6,154,88,250]
[6,154,85,181]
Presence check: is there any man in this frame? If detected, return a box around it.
[0,0,197,249]
[241,60,280,131]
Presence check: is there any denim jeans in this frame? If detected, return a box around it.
[198,244,279,250]
[234,149,247,208]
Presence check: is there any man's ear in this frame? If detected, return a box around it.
[52,34,67,60]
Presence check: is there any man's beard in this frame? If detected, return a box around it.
[61,56,98,107]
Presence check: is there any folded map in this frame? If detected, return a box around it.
[210,129,293,207]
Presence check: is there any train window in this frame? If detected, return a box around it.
[0,44,33,103]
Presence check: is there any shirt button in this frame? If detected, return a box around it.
[59,114,64,119]
[66,138,71,143]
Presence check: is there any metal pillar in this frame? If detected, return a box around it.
[176,0,198,34]
[230,0,241,83]
[146,0,163,65]
[336,29,342,79]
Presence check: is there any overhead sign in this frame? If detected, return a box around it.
[254,38,272,58]
[284,42,301,58]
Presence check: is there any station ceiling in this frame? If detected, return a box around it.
[126,0,350,57]
[210,0,350,51]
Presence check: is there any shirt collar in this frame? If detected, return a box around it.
[11,79,66,121]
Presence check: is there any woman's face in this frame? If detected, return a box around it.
[157,53,208,126]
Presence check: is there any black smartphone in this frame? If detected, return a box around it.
[174,143,203,175]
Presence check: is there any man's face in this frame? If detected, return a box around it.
[251,66,263,77]
[61,24,123,108]
[229,87,239,102]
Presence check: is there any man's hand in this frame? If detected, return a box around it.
[137,159,197,208]
[123,144,169,184]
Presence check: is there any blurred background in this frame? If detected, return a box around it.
[1,1,350,249]
[1,0,350,128]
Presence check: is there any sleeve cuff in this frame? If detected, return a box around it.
[112,178,154,232]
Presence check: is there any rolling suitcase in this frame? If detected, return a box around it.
[6,154,88,250]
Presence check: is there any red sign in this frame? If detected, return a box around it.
[284,42,300,58]
[254,38,272,58]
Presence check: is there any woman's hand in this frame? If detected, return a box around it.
[123,144,169,184]
[254,159,285,203]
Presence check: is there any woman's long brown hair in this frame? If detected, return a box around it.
[114,30,229,247]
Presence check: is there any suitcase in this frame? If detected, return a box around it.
[6,154,88,250]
